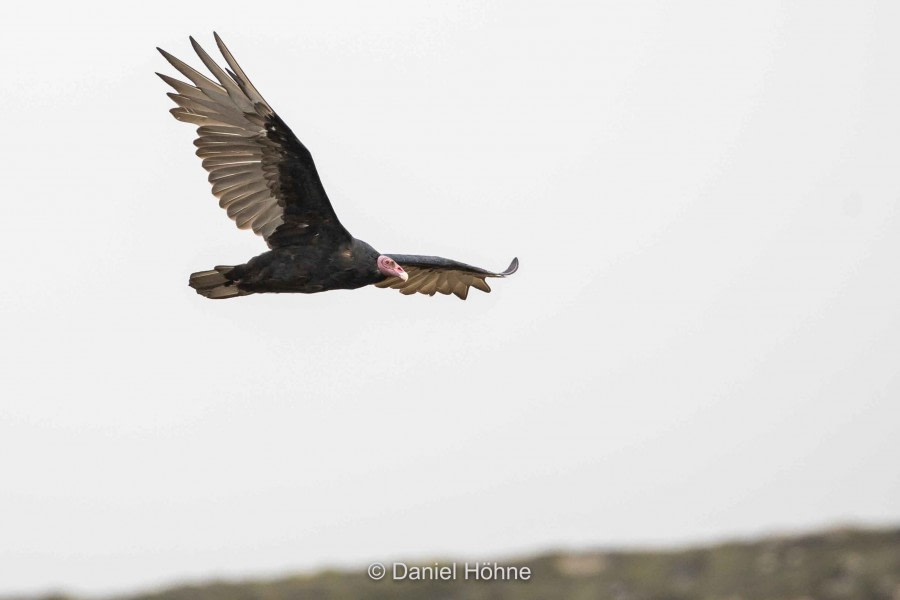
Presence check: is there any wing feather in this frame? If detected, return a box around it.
[451,279,469,300]
[418,273,439,296]
[208,163,255,181]
[223,191,265,214]
[197,125,253,136]
[214,32,269,107]
[235,202,269,228]
[158,48,232,104]
[189,37,257,114]
[195,147,262,159]
[436,274,453,295]
[470,277,491,293]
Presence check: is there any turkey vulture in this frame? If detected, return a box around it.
[157,34,518,300]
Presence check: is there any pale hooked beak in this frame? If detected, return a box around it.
[398,270,409,282]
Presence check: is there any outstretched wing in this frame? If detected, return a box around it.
[375,256,519,300]
[157,33,349,248]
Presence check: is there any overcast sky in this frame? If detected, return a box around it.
[1,0,899,596]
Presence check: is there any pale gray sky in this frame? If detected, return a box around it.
[1,0,899,596]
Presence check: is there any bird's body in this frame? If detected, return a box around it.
[226,239,382,296]
[158,34,517,300]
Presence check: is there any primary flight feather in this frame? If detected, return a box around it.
[157,34,518,300]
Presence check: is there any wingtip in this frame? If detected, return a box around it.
[157,46,179,65]
[500,257,519,276]
[213,32,228,57]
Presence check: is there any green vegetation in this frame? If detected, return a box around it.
[19,526,900,600]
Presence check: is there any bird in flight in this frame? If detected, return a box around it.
[157,34,518,300]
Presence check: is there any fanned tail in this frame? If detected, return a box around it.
[188,265,251,299]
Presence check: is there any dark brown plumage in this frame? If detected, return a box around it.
[158,34,517,300]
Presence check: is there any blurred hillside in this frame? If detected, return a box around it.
[20,526,900,600]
